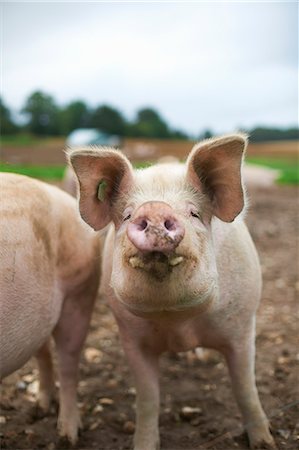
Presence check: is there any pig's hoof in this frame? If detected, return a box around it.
[37,390,54,412]
[57,412,82,445]
[248,428,277,449]
[133,435,160,450]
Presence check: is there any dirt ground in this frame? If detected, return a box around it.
[1,184,298,450]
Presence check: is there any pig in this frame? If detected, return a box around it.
[0,173,101,443]
[69,134,276,450]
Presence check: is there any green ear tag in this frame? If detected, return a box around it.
[97,180,108,202]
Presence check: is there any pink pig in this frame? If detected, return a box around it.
[70,134,276,450]
[0,173,101,443]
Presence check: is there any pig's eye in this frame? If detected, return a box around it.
[123,214,131,221]
[191,211,201,219]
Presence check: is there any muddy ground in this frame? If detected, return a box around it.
[1,184,298,450]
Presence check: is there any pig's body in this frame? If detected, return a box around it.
[70,136,275,450]
[0,173,100,443]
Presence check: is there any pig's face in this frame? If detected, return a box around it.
[109,163,218,314]
[70,135,246,315]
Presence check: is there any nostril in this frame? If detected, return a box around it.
[164,219,175,231]
[136,219,148,231]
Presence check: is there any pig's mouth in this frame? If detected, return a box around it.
[128,251,184,281]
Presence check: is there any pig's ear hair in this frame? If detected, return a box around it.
[186,134,247,222]
[68,147,134,230]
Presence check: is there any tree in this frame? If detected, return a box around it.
[90,105,126,135]
[171,129,189,140]
[130,107,170,138]
[250,127,299,142]
[21,91,60,136]
[198,129,213,140]
[0,97,19,134]
[60,100,90,135]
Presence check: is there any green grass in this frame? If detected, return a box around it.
[246,157,298,185]
[0,163,65,180]
[1,135,38,146]
[1,134,64,147]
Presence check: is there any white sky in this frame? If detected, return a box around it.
[1,0,298,136]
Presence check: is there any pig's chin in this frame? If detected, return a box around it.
[127,251,185,281]
[113,282,216,318]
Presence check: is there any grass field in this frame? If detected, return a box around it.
[1,134,65,147]
[1,157,297,184]
[0,163,65,180]
[246,157,298,184]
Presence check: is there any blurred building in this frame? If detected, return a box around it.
[66,128,121,148]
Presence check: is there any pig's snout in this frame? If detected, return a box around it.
[127,202,185,253]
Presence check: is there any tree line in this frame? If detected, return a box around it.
[1,91,298,142]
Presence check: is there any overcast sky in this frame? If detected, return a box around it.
[1,1,298,135]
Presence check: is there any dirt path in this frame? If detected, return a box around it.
[1,185,298,450]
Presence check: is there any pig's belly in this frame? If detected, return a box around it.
[0,279,63,379]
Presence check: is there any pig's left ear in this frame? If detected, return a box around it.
[68,147,134,230]
[186,134,247,222]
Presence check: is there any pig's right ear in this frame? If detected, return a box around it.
[68,148,134,230]
[186,134,247,222]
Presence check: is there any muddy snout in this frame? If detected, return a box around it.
[127,202,185,254]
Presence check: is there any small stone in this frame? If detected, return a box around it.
[180,406,202,420]
[123,420,135,434]
[277,429,290,440]
[0,416,6,424]
[99,397,114,405]
[27,380,39,395]
[89,420,103,431]
[127,387,136,396]
[84,347,103,363]
[92,404,104,414]
[22,374,35,383]
[16,380,27,391]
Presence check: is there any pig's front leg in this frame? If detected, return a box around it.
[224,329,276,449]
[123,341,160,450]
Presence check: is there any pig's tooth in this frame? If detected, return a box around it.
[169,256,184,266]
[129,256,145,269]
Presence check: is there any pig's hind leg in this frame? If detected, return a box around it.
[224,326,276,449]
[53,280,98,444]
[35,340,56,412]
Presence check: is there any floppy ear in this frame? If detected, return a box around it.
[68,147,134,230]
[186,134,247,222]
